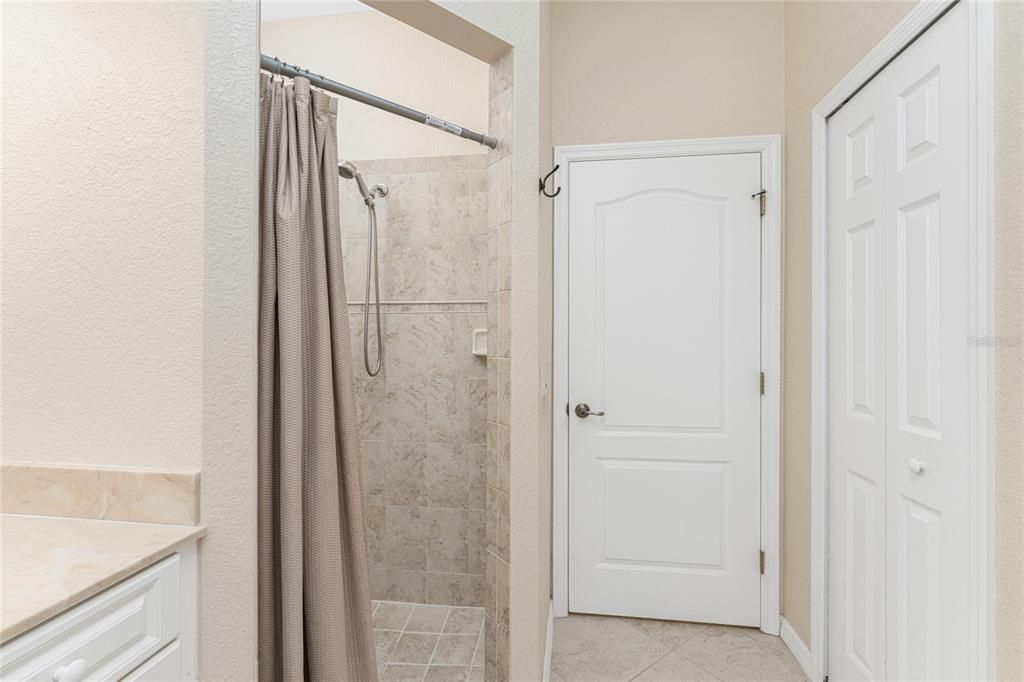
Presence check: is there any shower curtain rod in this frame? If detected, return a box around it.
[261,54,498,150]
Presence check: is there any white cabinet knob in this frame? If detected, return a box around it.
[52,659,87,682]
[908,458,926,474]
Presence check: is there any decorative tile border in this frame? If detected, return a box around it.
[1,462,200,525]
[353,154,488,175]
[348,300,487,314]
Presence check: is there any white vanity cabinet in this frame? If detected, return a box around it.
[0,544,197,682]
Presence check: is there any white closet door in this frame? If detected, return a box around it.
[827,67,889,682]
[828,3,972,679]
[882,3,971,679]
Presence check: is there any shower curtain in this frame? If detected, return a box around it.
[258,74,378,681]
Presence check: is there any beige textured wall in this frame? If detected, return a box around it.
[994,3,1024,678]
[551,1,786,145]
[781,0,915,641]
[1,2,204,470]
[200,1,260,676]
[260,10,488,161]
[537,0,554,675]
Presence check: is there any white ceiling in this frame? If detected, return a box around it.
[261,1,372,23]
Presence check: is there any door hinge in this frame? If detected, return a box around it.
[566,402,570,416]
[760,371,765,396]
[759,550,765,575]
[752,189,766,217]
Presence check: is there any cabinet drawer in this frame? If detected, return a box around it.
[121,640,181,682]
[0,554,181,681]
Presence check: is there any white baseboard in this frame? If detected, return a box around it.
[780,617,812,681]
[543,600,554,681]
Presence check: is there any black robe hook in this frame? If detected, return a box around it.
[540,164,561,198]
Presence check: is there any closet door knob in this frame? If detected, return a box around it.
[908,458,926,474]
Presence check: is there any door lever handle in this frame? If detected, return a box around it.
[574,403,605,419]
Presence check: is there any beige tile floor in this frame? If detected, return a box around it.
[373,600,485,682]
[551,614,807,682]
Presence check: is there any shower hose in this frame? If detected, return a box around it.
[363,203,384,377]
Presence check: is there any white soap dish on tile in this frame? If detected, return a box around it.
[472,328,488,358]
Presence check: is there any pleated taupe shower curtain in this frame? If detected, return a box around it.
[257,73,378,682]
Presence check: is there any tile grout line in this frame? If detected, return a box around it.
[468,618,484,670]
[679,624,708,646]
[383,602,416,669]
[569,617,723,682]
[669,625,762,681]
[621,618,710,651]
[672,650,724,682]
[679,622,798,675]
[552,615,802,682]
[376,602,487,677]
[426,605,454,667]
[624,648,676,682]
[618,618,653,642]
[399,603,416,633]
[616,619,676,682]
[624,639,725,682]
[382,632,401,664]
[394,602,429,682]
[381,602,415,668]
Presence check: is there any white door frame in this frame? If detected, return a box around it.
[809,2,995,680]
[552,135,783,635]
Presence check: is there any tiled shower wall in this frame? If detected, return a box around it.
[484,49,513,682]
[341,154,489,607]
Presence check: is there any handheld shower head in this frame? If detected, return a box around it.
[337,159,357,180]
[339,159,372,205]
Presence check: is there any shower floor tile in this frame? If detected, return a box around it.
[373,600,485,682]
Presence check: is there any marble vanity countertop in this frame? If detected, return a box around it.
[0,514,205,643]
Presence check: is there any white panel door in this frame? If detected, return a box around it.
[567,153,762,625]
[882,5,971,679]
[828,67,889,682]
[828,3,971,679]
